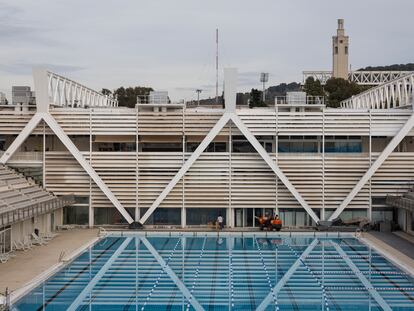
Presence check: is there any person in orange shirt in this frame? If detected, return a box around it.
[271,215,282,231]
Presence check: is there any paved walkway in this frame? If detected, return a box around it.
[362,231,414,275]
[370,231,414,259]
[0,229,98,296]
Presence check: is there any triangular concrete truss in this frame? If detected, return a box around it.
[139,112,320,224]
[0,111,134,224]
[2,68,414,226]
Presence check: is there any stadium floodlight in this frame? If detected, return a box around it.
[260,73,269,102]
[196,89,202,106]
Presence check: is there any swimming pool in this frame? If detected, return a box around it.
[11,233,414,310]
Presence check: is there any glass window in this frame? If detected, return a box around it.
[325,137,362,153]
[94,208,134,225]
[348,141,362,152]
[63,196,89,225]
[0,135,5,151]
[187,142,227,152]
[261,141,273,153]
[187,208,227,226]
[278,136,320,153]
[278,142,290,152]
[233,141,255,153]
[372,197,386,206]
[303,142,318,152]
[96,142,136,151]
[63,206,88,225]
[290,142,303,152]
[141,143,182,152]
[140,208,181,226]
[246,208,253,227]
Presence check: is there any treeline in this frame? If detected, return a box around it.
[102,87,153,108]
[106,62,414,108]
[358,63,414,71]
[303,77,370,108]
[102,80,362,109]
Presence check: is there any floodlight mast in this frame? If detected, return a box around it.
[196,89,202,106]
[215,28,219,105]
[260,72,269,102]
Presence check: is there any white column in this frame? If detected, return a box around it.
[181,207,186,228]
[33,68,50,113]
[42,121,46,188]
[88,108,94,228]
[182,106,186,228]
[321,108,325,220]
[88,197,94,228]
[224,68,237,113]
[135,105,140,221]
[228,120,233,228]
[368,109,372,221]
[275,103,278,215]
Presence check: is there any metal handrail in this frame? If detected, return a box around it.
[340,72,414,109]
[0,151,42,162]
[385,194,414,212]
[0,194,75,227]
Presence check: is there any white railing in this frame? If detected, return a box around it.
[340,72,414,109]
[275,95,325,106]
[0,151,42,162]
[302,71,332,84]
[303,70,414,86]
[349,71,414,85]
[47,71,118,108]
[0,228,11,255]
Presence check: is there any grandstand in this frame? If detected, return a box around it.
[0,165,74,263]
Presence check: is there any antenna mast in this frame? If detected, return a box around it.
[215,28,218,104]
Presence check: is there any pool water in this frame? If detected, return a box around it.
[12,233,414,311]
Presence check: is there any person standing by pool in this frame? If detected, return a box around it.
[217,214,224,230]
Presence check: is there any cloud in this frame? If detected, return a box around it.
[174,87,199,92]
[238,71,262,87]
[0,63,85,75]
[0,2,58,46]
[0,0,413,101]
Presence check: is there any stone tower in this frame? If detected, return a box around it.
[332,19,349,79]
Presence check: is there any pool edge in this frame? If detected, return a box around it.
[358,233,414,277]
[6,236,101,305]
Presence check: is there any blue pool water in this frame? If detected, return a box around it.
[12,233,414,311]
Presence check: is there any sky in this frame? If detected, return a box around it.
[0,0,413,102]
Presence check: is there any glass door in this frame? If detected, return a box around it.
[235,209,243,227]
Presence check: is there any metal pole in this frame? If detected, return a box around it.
[262,81,265,102]
[216,28,219,105]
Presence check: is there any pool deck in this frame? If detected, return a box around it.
[361,231,414,276]
[0,228,99,300]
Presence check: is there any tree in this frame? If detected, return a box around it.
[101,88,112,96]
[101,86,154,108]
[359,63,414,71]
[324,78,363,108]
[249,88,266,108]
[303,77,325,97]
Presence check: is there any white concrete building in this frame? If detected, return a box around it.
[0,68,413,234]
[12,86,35,106]
[0,92,7,105]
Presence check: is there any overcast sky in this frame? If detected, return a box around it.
[0,0,413,101]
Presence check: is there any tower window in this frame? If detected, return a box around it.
[335,46,338,54]
[340,40,343,43]
[345,46,348,54]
